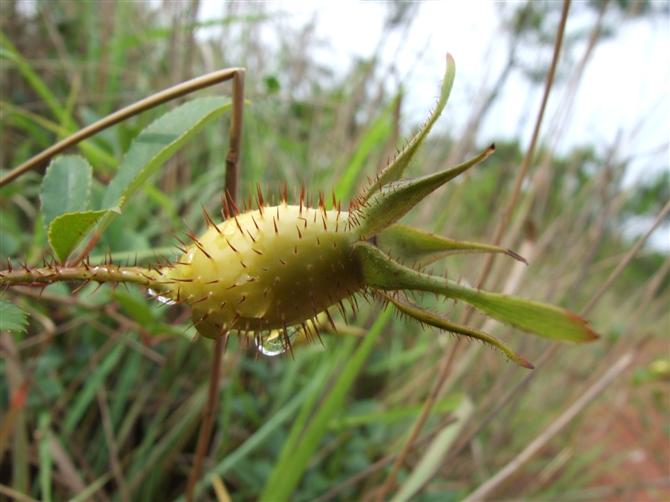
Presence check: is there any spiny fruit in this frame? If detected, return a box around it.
[155,56,599,367]
[165,200,362,336]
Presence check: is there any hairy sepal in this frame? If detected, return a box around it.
[355,242,598,343]
[356,145,495,240]
[377,224,527,266]
[385,294,533,369]
[362,54,456,199]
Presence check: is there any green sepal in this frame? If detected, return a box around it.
[355,242,598,343]
[384,294,533,369]
[363,54,456,199]
[355,145,495,239]
[377,224,527,266]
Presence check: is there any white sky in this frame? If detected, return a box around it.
[199,1,669,167]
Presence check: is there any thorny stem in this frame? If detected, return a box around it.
[372,2,572,499]
[0,265,163,288]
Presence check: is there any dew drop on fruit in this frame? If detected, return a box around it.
[255,325,301,357]
[255,336,286,357]
[148,288,176,306]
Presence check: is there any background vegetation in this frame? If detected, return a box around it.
[1,1,668,500]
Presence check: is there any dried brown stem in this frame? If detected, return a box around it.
[0,67,245,187]
[185,335,226,502]
[186,68,244,502]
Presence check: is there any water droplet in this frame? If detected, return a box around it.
[255,334,286,357]
[255,326,301,357]
[148,288,176,306]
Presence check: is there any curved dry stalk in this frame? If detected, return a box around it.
[0,67,244,188]
[185,69,245,502]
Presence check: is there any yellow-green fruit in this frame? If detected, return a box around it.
[163,204,363,335]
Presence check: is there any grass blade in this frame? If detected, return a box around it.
[260,309,393,501]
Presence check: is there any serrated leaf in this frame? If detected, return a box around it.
[357,145,495,239]
[363,54,456,199]
[0,300,28,334]
[40,155,93,230]
[102,96,231,209]
[377,224,527,265]
[43,97,231,262]
[48,209,117,262]
[355,242,599,343]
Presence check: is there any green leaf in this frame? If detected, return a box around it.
[356,145,495,239]
[377,224,527,265]
[363,54,456,199]
[355,242,599,343]
[385,294,532,368]
[0,300,28,334]
[44,98,230,262]
[40,155,93,230]
[102,96,231,209]
[48,209,117,262]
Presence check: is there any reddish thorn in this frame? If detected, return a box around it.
[225,239,238,253]
[256,183,265,210]
[226,190,239,215]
